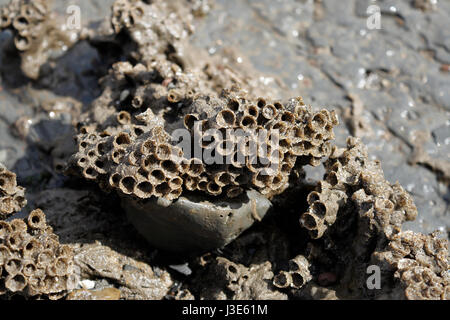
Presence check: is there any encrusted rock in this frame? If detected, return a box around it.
[124,189,272,253]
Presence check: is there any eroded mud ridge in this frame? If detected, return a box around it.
[0,0,448,300]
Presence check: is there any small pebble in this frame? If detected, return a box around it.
[79,279,96,290]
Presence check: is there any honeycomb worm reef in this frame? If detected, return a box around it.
[297,138,447,300]
[0,0,79,79]
[0,209,77,299]
[300,137,417,241]
[371,231,448,299]
[0,163,26,220]
[67,0,338,203]
[0,0,448,300]
[273,255,312,290]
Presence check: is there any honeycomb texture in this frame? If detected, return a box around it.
[103,0,274,99]
[294,138,447,300]
[300,137,417,240]
[273,255,311,290]
[193,257,286,300]
[0,163,26,220]
[0,209,77,299]
[371,231,449,300]
[73,242,174,300]
[68,80,338,200]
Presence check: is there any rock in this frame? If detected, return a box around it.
[124,189,272,253]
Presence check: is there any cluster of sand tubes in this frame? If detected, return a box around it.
[0,0,48,52]
[69,88,338,200]
[371,231,449,300]
[273,255,312,290]
[0,209,77,299]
